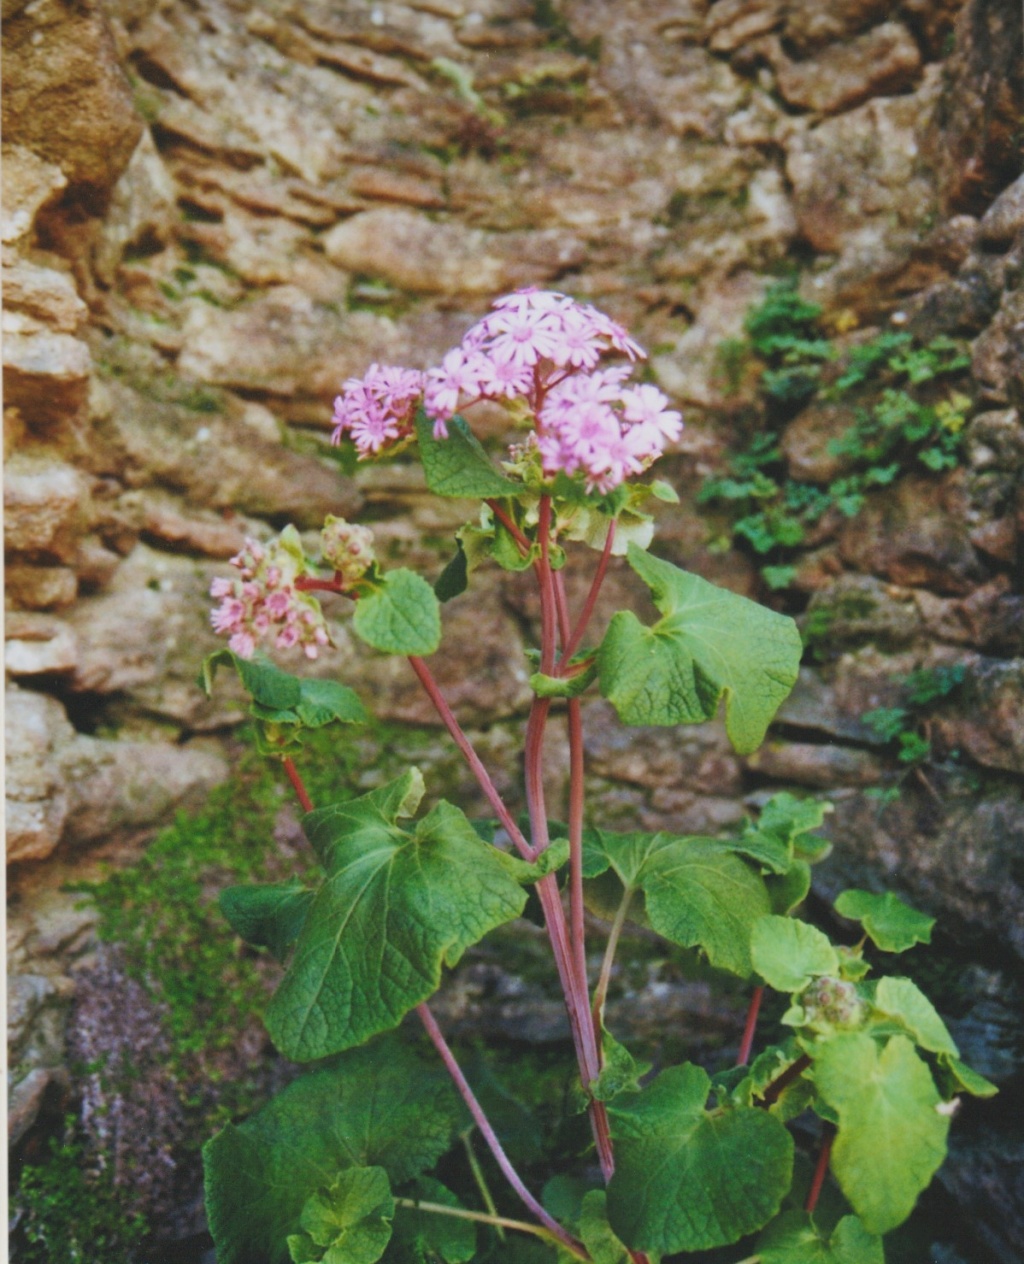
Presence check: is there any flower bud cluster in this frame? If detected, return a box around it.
[330,288,683,494]
[800,976,866,1031]
[209,527,330,660]
[320,516,375,582]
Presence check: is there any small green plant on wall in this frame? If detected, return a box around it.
[192,289,992,1264]
[702,282,972,590]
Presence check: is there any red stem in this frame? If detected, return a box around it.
[407,655,533,861]
[294,575,350,594]
[282,756,315,813]
[760,1053,812,1107]
[737,985,764,1067]
[416,1004,588,1259]
[560,519,616,664]
[485,499,531,554]
[805,1126,835,1214]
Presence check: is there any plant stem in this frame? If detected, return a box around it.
[485,499,531,554]
[393,1198,588,1258]
[760,1053,812,1107]
[592,886,634,1026]
[415,1004,587,1260]
[461,1130,504,1240]
[282,756,314,813]
[561,519,616,664]
[407,655,533,861]
[805,1125,835,1214]
[737,986,764,1067]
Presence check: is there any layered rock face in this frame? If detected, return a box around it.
[5,0,1023,1252]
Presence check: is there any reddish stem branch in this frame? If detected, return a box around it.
[282,757,315,814]
[760,1054,812,1107]
[294,575,350,595]
[407,655,533,861]
[416,1004,588,1260]
[561,520,616,664]
[485,499,531,554]
[737,986,764,1067]
[805,1126,835,1215]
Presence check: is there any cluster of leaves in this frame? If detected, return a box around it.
[702,282,972,589]
[863,663,967,771]
[12,1123,149,1264]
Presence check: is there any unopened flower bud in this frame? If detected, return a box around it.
[801,976,866,1031]
[320,516,375,581]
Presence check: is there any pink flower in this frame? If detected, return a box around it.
[332,363,425,458]
[209,527,332,660]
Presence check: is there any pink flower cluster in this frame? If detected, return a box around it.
[331,289,682,493]
[210,529,330,660]
[331,364,425,456]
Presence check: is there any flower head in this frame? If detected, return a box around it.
[209,526,331,660]
[332,364,425,457]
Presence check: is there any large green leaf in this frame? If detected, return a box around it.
[203,1039,459,1264]
[415,412,520,498]
[287,1167,394,1264]
[266,770,533,1060]
[834,890,935,953]
[584,828,772,977]
[871,976,958,1055]
[220,878,315,962]
[751,916,840,994]
[596,546,802,753]
[354,570,442,656]
[579,1191,632,1264]
[606,1063,793,1253]
[811,1033,950,1233]
[756,1211,884,1264]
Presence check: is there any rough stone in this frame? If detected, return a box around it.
[91,130,180,287]
[785,68,943,306]
[93,380,361,528]
[2,254,87,333]
[837,475,984,594]
[928,0,1024,215]
[704,0,782,54]
[775,23,921,116]
[1,0,142,194]
[931,656,1024,775]
[976,174,1024,250]
[4,564,78,611]
[3,454,90,562]
[2,326,92,426]
[804,574,924,651]
[0,144,67,244]
[744,740,885,788]
[816,784,1024,962]
[971,285,1024,405]
[5,688,73,863]
[323,207,585,295]
[782,0,898,53]
[5,615,80,676]
[782,401,859,483]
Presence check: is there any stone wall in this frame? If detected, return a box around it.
[5,0,1023,1250]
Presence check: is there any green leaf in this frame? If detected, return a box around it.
[579,1191,633,1264]
[296,679,369,728]
[597,546,802,754]
[288,1167,394,1264]
[530,661,598,699]
[765,860,812,916]
[386,1178,476,1264]
[935,1053,998,1100]
[811,1033,950,1233]
[203,1038,459,1264]
[751,916,840,993]
[871,976,958,1055]
[756,1211,884,1264]
[201,648,302,711]
[606,1063,793,1253]
[266,770,532,1060]
[220,878,315,962]
[434,542,469,602]
[584,828,772,977]
[415,412,520,498]
[834,890,935,953]
[354,570,442,657]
